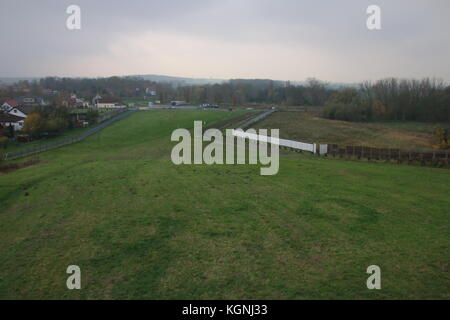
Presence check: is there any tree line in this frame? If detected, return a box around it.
[323,78,450,122]
[4,76,449,122]
[7,77,334,107]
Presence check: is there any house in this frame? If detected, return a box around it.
[68,95,90,108]
[1,98,43,118]
[42,88,54,95]
[1,99,18,112]
[145,88,157,96]
[92,94,102,106]
[0,114,25,131]
[15,96,46,107]
[8,105,39,118]
[96,99,124,109]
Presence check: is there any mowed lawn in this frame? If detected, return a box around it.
[255,112,448,149]
[0,110,449,299]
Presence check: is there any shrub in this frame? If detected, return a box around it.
[323,103,362,121]
[45,117,69,136]
[0,135,9,149]
[86,110,100,124]
[433,126,450,150]
[23,113,46,138]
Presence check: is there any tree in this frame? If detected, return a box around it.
[23,113,46,138]
[304,78,330,106]
[86,110,99,124]
[45,118,68,136]
[0,135,9,149]
[433,126,450,149]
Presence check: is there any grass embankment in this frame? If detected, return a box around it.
[3,126,92,154]
[255,112,448,149]
[3,109,128,154]
[0,110,449,299]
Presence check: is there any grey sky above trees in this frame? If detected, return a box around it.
[1,0,449,82]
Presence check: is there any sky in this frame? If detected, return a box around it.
[1,0,449,83]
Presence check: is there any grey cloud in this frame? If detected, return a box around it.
[0,0,449,82]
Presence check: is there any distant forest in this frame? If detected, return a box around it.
[5,76,450,122]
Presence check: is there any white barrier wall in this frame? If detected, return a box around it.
[232,129,316,153]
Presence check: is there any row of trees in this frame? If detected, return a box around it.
[323,78,450,122]
[6,77,334,107]
[4,76,449,122]
[167,78,334,106]
[21,106,98,139]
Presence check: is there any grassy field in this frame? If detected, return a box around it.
[255,112,448,149]
[122,97,160,107]
[3,126,91,154]
[0,110,449,299]
[3,109,127,154]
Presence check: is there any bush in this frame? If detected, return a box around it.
[433,126,450,150]
[23,113,46,138]
[0,136,9,149]
[45,117,69,136]
[323,103,363,121]
[323,101,376,122]
[86,110,100,124]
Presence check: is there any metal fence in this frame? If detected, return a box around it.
[232,129,317,153]
[4,109,136,161]
[232,110,449,166]
[326,144,449,165]
[238,109,276,130]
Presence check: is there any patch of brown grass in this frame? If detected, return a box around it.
[255,112,442,149]
[0,158,41,173]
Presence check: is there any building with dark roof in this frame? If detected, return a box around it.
[0,113,25,131]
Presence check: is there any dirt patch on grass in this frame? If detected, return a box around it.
[0,159,41,174]
[101,272,125,299]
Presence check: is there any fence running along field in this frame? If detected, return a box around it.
[4,109,136,161]
[233,110,449,166]
[326,144,449,166]
[237,109,276,130]
[233,109,318,153]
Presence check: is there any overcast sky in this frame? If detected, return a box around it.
[1,0,449,82]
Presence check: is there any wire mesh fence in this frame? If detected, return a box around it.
[238,109,276,130]
[326,144,449,166]
[4,109,136,161]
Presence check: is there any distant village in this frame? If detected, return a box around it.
[0,80,148,150]
[0,91,128,133]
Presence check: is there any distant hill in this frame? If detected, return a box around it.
[127,74,226,86]
[0,77,39,85]
[0,74,357,88]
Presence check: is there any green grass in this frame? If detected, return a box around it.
[0,110,449,299]
[255,112,449,149]
[3,109,128,154]
[3,126,92,154]
[122,97,159,106]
